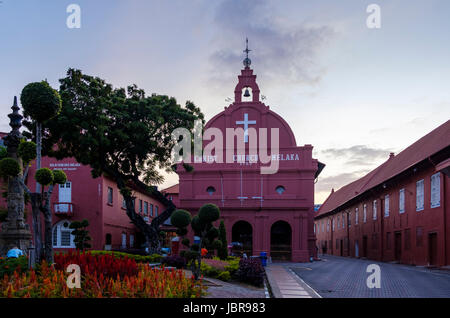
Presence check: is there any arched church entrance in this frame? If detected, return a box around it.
[232,221,253,256]
[270,221,292,261]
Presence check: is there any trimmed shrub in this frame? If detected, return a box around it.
[171,209,192,228]
[0,256,28,278]
[161,255,186,269]
[237,258,265,287]
[0,158,21,177]
[18,141,36,164]
[52,169,67,185]
[181,238,190,247]
[0,146,8,160]
[35,168,53,185]
[20,81,62,122]
[218,271,231,282]
[212,239,222,250]
[198,203,220,223]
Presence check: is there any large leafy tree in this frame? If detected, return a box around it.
[24,69,204,254]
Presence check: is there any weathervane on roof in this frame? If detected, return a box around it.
[243,37,251,68]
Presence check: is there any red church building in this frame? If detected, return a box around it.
[173,49,324,262]
[315,120,450,267]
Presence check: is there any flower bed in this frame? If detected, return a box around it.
[1,252,204,298]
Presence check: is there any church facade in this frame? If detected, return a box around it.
[175,51,323,262]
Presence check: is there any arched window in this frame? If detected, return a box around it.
[105,233,112,245]
[52,220,75,248]
[206,186,216,196]
[275,186,285,195]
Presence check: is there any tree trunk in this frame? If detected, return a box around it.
[30,193,42,263]
[114,176,176,255]
[42,187,54,264]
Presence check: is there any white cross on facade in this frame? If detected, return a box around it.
[236,113,256,143]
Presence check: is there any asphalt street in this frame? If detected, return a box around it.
[290,255,450,298]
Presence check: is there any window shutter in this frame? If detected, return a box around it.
[385,195,389,217]
[431,173,440,208]
[416,180,424,211]
[399,189,405,213]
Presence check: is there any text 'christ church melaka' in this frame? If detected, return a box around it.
[176,42,325,262]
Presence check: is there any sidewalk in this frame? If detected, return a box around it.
[265,264,321,298]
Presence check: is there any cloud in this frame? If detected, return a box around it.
[315,169,370,194]
[208,0,335,86]
[320,145,392,166]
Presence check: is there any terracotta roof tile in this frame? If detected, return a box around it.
[317,120,450,217]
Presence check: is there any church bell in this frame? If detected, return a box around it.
[243,88,250,97]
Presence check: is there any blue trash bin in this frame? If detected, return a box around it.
[260,252,267,267]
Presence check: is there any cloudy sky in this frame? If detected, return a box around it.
[0,0,449,203]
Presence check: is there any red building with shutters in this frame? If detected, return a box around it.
[0,132,169,252]
[315,120,450,267]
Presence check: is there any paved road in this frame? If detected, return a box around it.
[289,255,450,298]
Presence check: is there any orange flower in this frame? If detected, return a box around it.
[201,248,208,257]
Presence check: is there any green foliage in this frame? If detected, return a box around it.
[218,220,228,260]
[52,169,67,184]
[182,250,200,261]
[0,158,21,177]
[20,81,62,122]
[0,146,7,160]
[171,209,192,229]
[17,141,36,164]
[191,215,203,235]
[69,219,91,250]
[198,203,220,223]
[217,271,231,282]
[23,69,204,187]
[0,256,29,277]
[181,238,190,247]
[224,257,240,276]
[191,243,200,251]
[207,227,219,241]
[34,168,53,186]
[212,239,222,250]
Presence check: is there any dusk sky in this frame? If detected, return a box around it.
[0,0,449,204]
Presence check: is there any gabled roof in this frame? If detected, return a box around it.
[317,120,450,218]
[162,183,179,194]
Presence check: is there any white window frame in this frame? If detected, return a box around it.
[121,233,127,249]
[416,179,424,211]
[107,187,113,205]
[363,204,367,223]
[399,189,405,214]
[52,221,76,248]
[431,173,441,208]
[373,200,377,220]
[384,195,390,217]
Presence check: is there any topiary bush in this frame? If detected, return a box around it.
[0,146,7,160]
[181,238,190,247]
[52,169,67,185]
[0,158,21,177]
[170,209,192,228]
[20,81,62,122]
[17,141,36,164]
[35,168,53,185]
[198,203,220,223]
